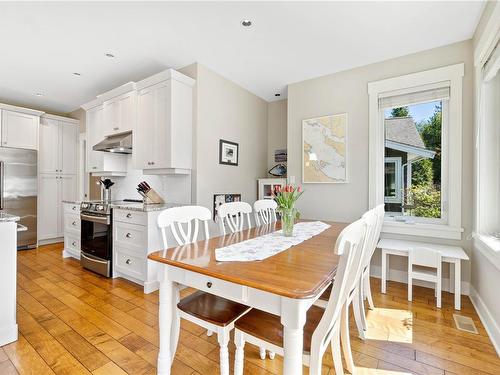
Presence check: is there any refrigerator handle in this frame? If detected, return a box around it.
[0,161,3,210]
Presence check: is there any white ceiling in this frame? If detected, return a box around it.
[0,1,485,114]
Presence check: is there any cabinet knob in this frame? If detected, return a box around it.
[206,282,212,288]
[72,206,76,210]
[126,213,132,218]
[72,221,76,226]
[92,167,97,169]
[125,259,132,265]
[72,241,76,246]
[151,161,155,165]
[126,233,132,238]
[113,127,119,131]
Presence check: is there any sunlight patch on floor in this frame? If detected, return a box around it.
[364,308,413,344]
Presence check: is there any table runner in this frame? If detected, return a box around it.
[215,221,330,262]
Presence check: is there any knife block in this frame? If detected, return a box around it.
[143,188,165,204]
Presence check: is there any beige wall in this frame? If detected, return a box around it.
[68,107,86,133]
[267,99,287,172]
[180,63,268,222]
[287,40,474,286]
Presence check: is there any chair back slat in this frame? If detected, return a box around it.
[253,199,278,226]
[410,246,441,268]
[218,201,252,234]
[157,206,212,247]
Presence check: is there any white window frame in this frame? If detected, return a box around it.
[384,157,402,204]
[473,2,500,266]
[368,63,464,240]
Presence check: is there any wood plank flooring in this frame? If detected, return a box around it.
[0,242,498,374]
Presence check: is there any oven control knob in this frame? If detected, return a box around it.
[97,205,104,211]
[81,203,88,209]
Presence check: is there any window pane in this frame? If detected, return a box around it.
[384,101,442,219]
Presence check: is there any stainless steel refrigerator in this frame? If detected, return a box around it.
[0,148,37,249]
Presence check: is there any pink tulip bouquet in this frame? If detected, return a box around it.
[273,184,303,236]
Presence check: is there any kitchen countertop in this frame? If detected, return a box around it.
[0,212,20,222]
[62,200,81,204]
[110,202,185,212]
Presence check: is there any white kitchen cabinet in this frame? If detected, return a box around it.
[112,209,163,293]
[134,69,194,174]
[63,202,80,259]
[39,115,79,175]
[258,178,286,200]
[85,105,127,175]
[1,109,39,150]
[103,91,136,137]
[38,174,59,239]
[38,174,77,241]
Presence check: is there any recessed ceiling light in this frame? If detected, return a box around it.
[275,93,281,97]
[240,19,253,28]
[73,72,81,76]
[105,53,115,58]
[34,93,43,97]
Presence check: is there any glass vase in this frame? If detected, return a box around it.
[281,208,296,237]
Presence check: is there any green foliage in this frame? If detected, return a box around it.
[274,185,303,219]
[411,159,433,187]
[407,185,441,218]
[418,103,442,185]
[391,107,409,117]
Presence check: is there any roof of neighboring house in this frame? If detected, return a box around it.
[385,116,436,159]
[385,117,426,149]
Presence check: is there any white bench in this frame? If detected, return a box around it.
[377,238,469,310]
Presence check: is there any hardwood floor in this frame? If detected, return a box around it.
[1,242,498,374]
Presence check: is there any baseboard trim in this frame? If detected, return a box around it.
[469,285,500,356]
[370,264,470,295]
[62,250,80,260]
[38,238,63,246]
[0,324,18,346]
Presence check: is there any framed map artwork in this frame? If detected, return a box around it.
[302,113,348,183]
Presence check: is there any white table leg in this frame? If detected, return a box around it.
[454,260,461,310]
[281,299,307,375]
[381,249,387,294]
[158,266,176,375]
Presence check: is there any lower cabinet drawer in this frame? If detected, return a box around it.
[114,250,145,281]
[64,214,81,233]
[114,221,147,252]
[64,203,80,214]
[64,233,80,254]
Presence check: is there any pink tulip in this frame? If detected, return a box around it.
[298,186,302,193]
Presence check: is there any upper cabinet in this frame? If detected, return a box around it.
[85,105,127,176]
[0,106,42,150]
[39,115,79,175]
[103,90,136,137]
[134,70,195,174]
[81,70,194,176]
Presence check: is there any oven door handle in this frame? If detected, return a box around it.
[80,213,110,225]
[81,252,109,264]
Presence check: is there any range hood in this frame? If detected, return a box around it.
[93,132,132,154]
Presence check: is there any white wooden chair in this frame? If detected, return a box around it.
[253,199,278,226]
[408,246,442,308]
[157,206,251,375]
[357,204,385,332]
[217,201,252,234]
[233,218,368,375]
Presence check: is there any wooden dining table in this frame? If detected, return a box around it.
[148,220,347,375]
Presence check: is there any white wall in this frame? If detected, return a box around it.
[287,40,474,287]
[179,63,268,231]
[470,0,500,355]
[267,99,287,172]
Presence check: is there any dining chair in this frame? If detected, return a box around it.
[216,200,270,359]
[217,201,252,234]
[157,206,251,375]
[233,218,368,375]
[408,246,442,308]
[253,199,278,225]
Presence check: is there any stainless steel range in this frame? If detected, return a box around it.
[80,201,112,277]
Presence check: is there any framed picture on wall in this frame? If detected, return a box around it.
[213,193,242,221]
[302,113,348,183]
[219,139,239,166]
